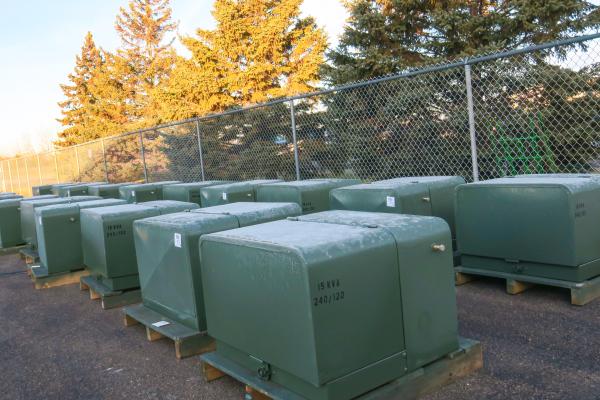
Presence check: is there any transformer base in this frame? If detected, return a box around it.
[80,275,141,310]
[200,338,482,400]
[123,304,215,359]
[0,244,26,256]
[455,266,600,305]
[29,264,89,289]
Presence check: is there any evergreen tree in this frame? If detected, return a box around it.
[114,0,178,126]
[327,0,599,84]
[155,0,328,120]
[57,32,105,146]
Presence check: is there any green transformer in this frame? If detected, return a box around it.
[256,179,361,214]
[200,180,282,207]
[199,210,458,400]
[34,199,127,277]
[162,181,232,206]
[1,195,58,249]
[119,181,181,203]
[330,176,465,242]
[32,185,54,196]
[88,183,131,199]
[128,202,302,344]
[0,197,25,248]
[81,200,199,291]
[0,193,21,200]
[20,196,101,250]
[55,182,106,197]
[50,183,76,195]
[456,176,600,283]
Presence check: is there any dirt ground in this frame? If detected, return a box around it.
[0,252,598,400]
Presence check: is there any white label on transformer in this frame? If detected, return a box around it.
[38,216,42,226]
[31,265,40,269]
[222,192,227,200]
[174,233,182,248]
[386,196,396,208]
[131,191,136,197]
[152,320,170,328]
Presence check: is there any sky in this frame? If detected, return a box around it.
[0,0,348,157]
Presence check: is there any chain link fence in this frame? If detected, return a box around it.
[2,34,599,196]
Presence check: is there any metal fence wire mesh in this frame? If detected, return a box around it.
[1,34,599,194]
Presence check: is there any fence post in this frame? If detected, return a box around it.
[464,63,480,182]
[54,151,60,183]
[24,158,31,195]
[36,154,42,184]
[101,138,110,183]
[7,161,13,192]
[195,118,206,181]
[0,162,5,192]
[289,100,301,181]
[74,147,81,181]
[140,131,149,183]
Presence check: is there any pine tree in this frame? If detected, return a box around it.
[327,0,599,85]
[57,32,105,146]
[155,0,328,120]
[114,0,178,126]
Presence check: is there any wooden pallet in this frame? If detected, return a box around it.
[0,244,26,256]
[123,304,215,359]
[201,338,482,400]
[19,247,39,265]
[455,266,600,306]
[80,275,141,310]
[29,264,89,289]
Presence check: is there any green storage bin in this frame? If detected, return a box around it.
[88,183,131,199]
[200,180,282,207]
[256,179,360,214]
[20,196,101,249]
[162,181,232,206]
[81,200,199,291]
[330,176,465,239]
[0,197,25,248]
[199,210,457,400]
[35,199,127,275]
[119,181,181,203]
[133,202,302,332]
[457,176,600,282]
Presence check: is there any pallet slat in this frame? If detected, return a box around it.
[455,266,600,305]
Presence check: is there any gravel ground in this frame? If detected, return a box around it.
[0,252,598,400]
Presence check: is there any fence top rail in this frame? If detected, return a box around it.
[2,32,599,163]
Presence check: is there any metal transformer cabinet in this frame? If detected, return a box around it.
[200,180,282,207]
[55,182,106,197]
[32,185,54,196]
[130,202,302,338]
[0,194,21,200]
[456,177,600,282]
[0,197,24,248]
[50,183,76,195]
[1,195,57,249]
[35,199,127,276]
[81,200,199,291]
[88,183,130,199]
[20,196,101,249]
[199,210,458,400]
[162,181,232,206]
[256,179,361,214]
[119,181,181,203]
[330,176,464,239]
